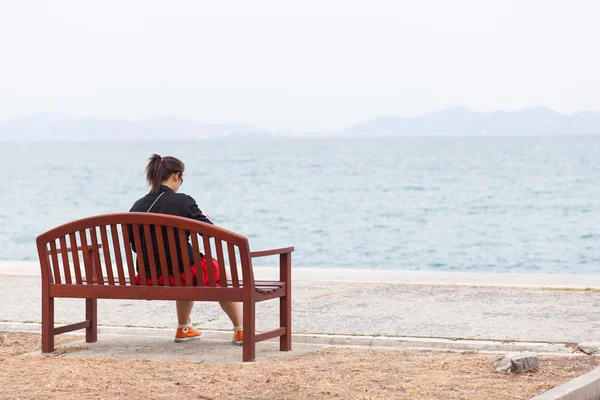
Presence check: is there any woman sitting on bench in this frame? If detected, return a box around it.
[129,154,243,345]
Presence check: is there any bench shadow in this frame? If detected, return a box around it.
[48,334,326,364]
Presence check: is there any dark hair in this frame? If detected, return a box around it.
[145,154,185,193]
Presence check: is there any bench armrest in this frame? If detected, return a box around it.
[250,246,294,258]
[250,247,293,284]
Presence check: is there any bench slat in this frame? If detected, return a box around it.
[178,228,193,286]
[110,224,126,285]
[89,228,104,285]
[121,224,137,285]
[166,227,182,286]
[58,236,72,284]
[78,230,93,285]
[215,239,228,288]
[154,226,171,286]
[203,235,216,287]
[190,233,204,287]
[49,240,62,284]
[131,224,147,286]
[99,226,115,285]
[143,225,159,286]
[227,243,240,288]
[69,233,83,284]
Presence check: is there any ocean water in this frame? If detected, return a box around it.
[1,136,599,274]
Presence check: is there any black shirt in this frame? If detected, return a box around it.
[129,185,213,276]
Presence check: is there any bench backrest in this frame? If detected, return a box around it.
[36,213,253,288]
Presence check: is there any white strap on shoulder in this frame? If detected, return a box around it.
[146,192,165,212]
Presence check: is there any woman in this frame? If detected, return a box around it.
[129,154,243,345]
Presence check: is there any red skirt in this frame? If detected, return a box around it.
[135,257,221,287]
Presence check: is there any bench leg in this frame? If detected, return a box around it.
[280,253,292,351]
[41,295,54,353]
[242,299,255,362]
[86,298,98,343]
[280,295,292,351]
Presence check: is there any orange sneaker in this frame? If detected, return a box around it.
[174,326,203,343]
[232,328,243,346]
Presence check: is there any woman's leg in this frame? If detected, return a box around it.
[204,256,242,327]
[219,301,242,327]
[176,301,195,325]
[174,300,202,342]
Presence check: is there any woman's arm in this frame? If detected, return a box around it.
[186,195,214,225]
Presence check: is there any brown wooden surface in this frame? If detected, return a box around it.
[86,298,97,343]
[110,224,126,285]
[190,233,204,287]
[76,277,282,291]
[89,228,104,285]
[58,236,72,284]
[255,327,286,343]
[36,212,293,362]
[131,224,146,285]
[50,285,246,302]
[215,238,228,288]
[240,245,256,361]
[78,230,93,285]
[154,226,171,286]
[54,321,90,335]
[203,235,216,287]
[120,224,137,285]
[251,247,295,258]
[143,224,159,286]
[227,242,240,288]
[68,233,83,284]
[280,252,292,351]
[49,240,61,284]
[178,228,193,286]
[99,226,115,285]
[55,243,103,253]
[166,227,182,286]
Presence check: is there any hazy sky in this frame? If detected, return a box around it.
[1,0,599,132]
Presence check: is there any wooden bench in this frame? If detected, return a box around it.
[36,212,293,362]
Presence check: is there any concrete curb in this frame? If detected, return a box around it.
[531,366,600,400]
[0,322,577,355]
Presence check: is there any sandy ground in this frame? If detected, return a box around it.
[1,332,599,400]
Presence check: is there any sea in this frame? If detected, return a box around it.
[1,136,599,274]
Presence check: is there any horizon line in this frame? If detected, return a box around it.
[2,105,600,135]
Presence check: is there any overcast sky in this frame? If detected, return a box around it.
[1,0,599,132]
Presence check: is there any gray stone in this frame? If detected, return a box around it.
[494,351,539,374]
[510,352,539,374]
[577,342,600,355]
[493,353,516,373]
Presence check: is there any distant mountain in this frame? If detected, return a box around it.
[340,107,600,137]
[2,107,600,141]
[0,114,276,141]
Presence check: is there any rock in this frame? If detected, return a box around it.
[510,352,539,374]
[493,354,514,373]
[577,342,600,355]
[493,352,539,374]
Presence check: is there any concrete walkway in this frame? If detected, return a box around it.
[2,262,600,345]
